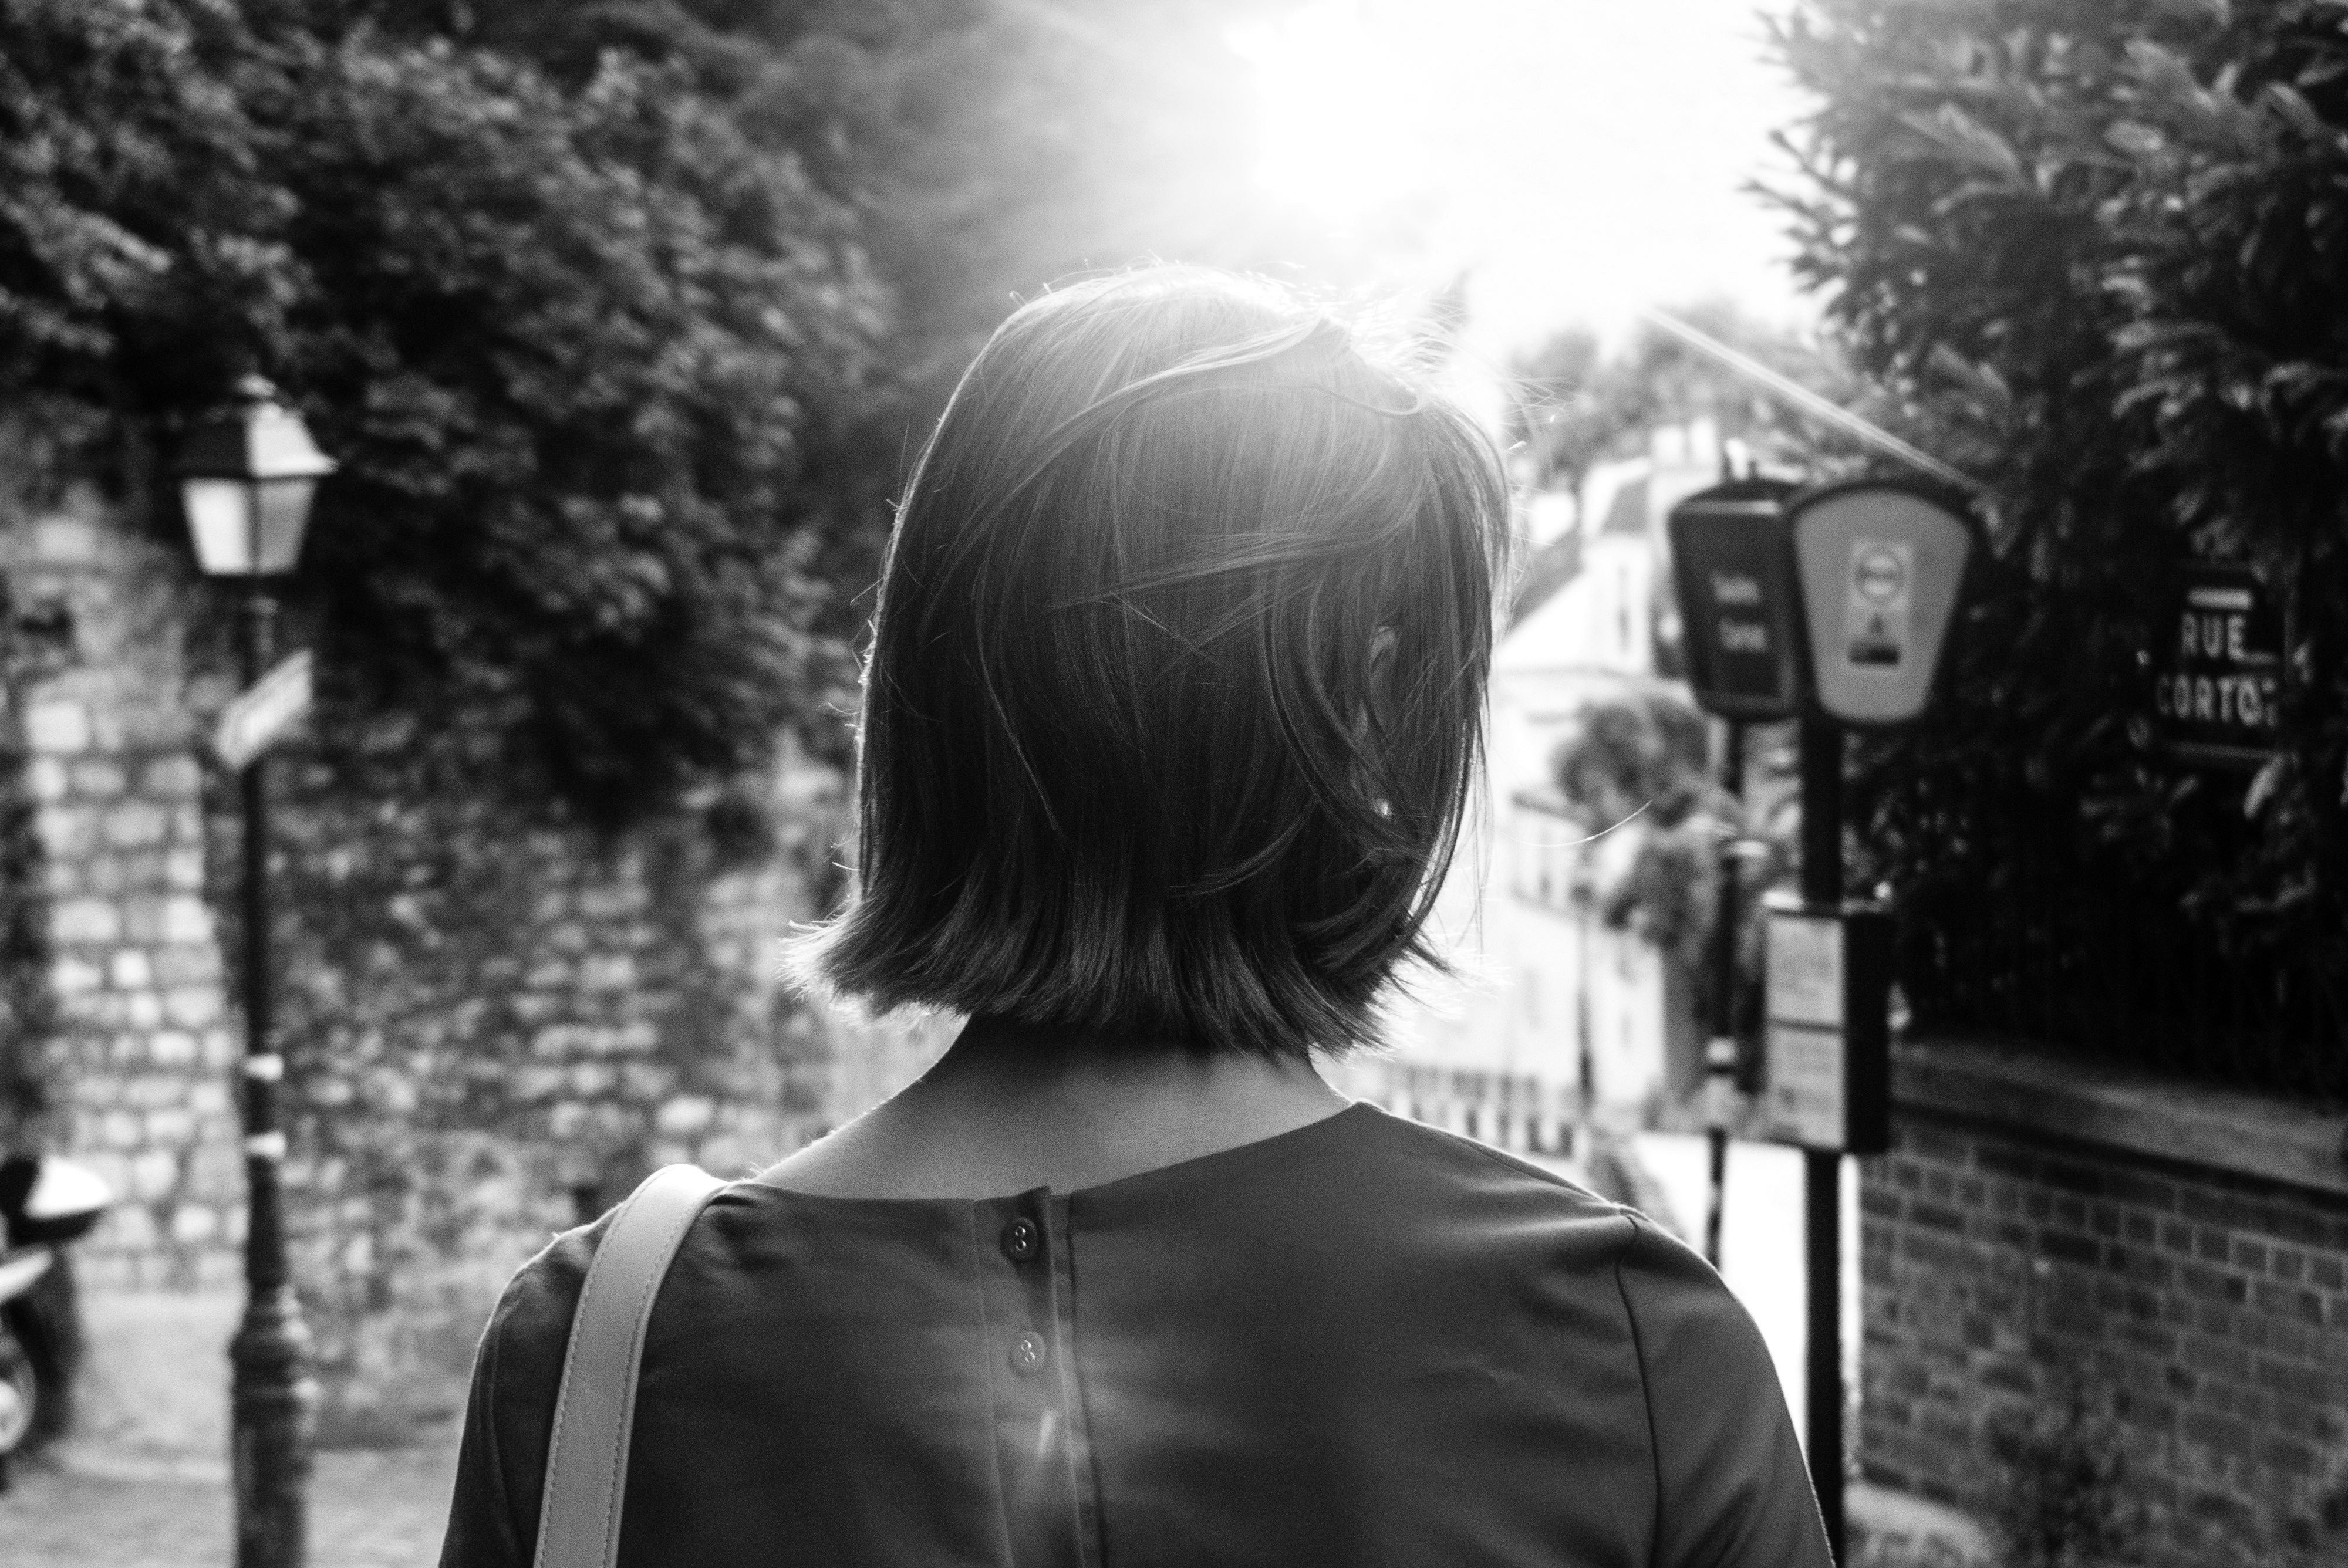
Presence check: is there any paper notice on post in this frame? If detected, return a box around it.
[1764,1023,1848,1149]
[1767,912,1843,1028]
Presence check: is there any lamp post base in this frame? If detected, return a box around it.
[230,1282,316,1568]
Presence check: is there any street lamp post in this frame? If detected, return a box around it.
[176,376,334,1568]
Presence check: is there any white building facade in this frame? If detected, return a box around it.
[1339,424,1722,1151]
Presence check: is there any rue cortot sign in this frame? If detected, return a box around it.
[2151,562,2282,770]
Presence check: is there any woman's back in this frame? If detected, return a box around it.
[438,1102,1823,1567]
[439,266,1826,1566]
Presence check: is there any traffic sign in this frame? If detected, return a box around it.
[1666,479,1806,721]
[1789,479,1976,727]
[214,651,313,771]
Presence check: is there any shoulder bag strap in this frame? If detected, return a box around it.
[533,1164,727,1568]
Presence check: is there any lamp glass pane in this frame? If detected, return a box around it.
[183,478,257,575]
[253,477,317,573]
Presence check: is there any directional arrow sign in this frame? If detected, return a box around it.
[214,651,313,771]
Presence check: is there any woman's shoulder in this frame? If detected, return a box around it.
[440,1203,639,1566]
[1317,1109,1765,1314]
[475,1208,614,1388]
[1330,1117,1821,1560]
[482,1175,777,1340]
[1328,1104,1642,1233]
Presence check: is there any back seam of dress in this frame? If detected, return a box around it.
[969,1203,1022,1567]
[1047,1197,1106,1568]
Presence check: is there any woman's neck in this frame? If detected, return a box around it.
[760,1016,1351,1200]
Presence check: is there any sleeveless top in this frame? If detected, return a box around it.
[436,1101,1830,1567]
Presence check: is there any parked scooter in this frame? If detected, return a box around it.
[0,1154,110,1489]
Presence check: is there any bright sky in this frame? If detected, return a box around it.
[1229,0,1819,368]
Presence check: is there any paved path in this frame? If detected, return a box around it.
[0,1441,460,1568]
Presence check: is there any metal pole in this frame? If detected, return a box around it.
[228,589,312,1568]
[1702,724,1745,1269]
[1799,715,1844,1563]
[1573,839,1594,1162]
[1800,718,1842,905]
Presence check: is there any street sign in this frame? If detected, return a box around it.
[1789,480,1976,727]
[1760,893,1891,1155]
[214,651,313,771]
[1666,479,1806,722]
[2151,562,2281,769]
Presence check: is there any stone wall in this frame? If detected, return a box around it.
[230,726,949,1436]
[0,481,244,1289]
[0,464,949,1437]
[1860,1037,2348,1568]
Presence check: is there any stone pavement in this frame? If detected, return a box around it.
[0,1287,460,1566]
[0,1441,460,1568]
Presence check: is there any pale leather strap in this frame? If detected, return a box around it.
[534,1165,727,1568]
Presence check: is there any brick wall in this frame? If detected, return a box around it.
[1861,1040,2348,1568]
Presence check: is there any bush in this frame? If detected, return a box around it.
[1769,0,2348,1098]
[0,2,885,819]
[1986,1384,2141,1568]
[1549,691,1725,993]
[279,40,883,815]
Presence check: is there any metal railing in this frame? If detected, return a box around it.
[1893,806,2348,1108]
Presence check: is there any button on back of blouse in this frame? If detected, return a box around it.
[1001,1218,1040,1262]
[1009,1332,1047,1374]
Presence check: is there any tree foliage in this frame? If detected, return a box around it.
[0,0,885,813]
[1547,692,1720,983]
[1770,0,2348,1094]
[1504,301,1864,501]
[0,0,1307,819]
[1546,693,1804,1043]
[387,0,1315,627]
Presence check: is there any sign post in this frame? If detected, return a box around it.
[1793,711,1851,1562]
[1667,479,1802,1270]
[1666,475,1977,1562]
[1783,478,1975,1565]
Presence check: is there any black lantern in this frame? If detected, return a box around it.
[175,376,333,577]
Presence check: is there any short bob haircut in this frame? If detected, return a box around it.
[793,265,1510,1057]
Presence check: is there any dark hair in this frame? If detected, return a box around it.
[791,266,1511,1056]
